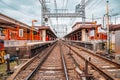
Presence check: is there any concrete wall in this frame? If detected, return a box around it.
[5,46,30,58]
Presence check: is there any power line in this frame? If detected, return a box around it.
[0,0,35,18]
[64,0,68,11]
[86,0,101,11]
[54,0,59,34]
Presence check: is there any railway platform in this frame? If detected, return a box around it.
[6,40,120,80]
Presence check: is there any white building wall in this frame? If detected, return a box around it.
[82,29,89,41]
[82,29,85,41]
[42,30,46,42]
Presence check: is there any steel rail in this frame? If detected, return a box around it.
[64,42,114,80]
[11,43,55,80]
[11,42,56,80]
[70,42,120,68]
[59,43,69,80]
[25,42,57,80]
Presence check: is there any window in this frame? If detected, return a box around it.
[19,29,23,37]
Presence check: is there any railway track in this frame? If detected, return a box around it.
[64,41,120,80]
[7,41,81,80]
[27,42,66,80]
[7,42,56,80]
[60,42,81,80]
[27,41,81,80]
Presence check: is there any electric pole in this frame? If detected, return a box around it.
[106,0,110,54]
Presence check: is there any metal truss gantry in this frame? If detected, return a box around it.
[39,0,86,26]
[44,13,83,18]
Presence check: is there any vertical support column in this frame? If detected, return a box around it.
[82,0,85,25]
[30,30,32,40]
[8,29,10,40]
[75,33,77,40]
[73,34,75,40]
[77,32,79,40]
[32,21,34,41]
[42,30,46,41]
[82,29,86,41]
[106,0,110,54]
[73,35,75,40]
[16,25,19,40]
[41,0,44,25]
[40,0,47,26]
[48,35,49,41]
[93,22,97,52]
[46,35,49,41]
[39,30,42,40]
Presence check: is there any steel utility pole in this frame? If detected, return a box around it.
[106,0,110,54]
[39,0,49,26]
[81,0,86,48]
[81,0,85,24]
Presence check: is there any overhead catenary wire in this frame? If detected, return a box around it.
[54,0,58,24]
[54,0,59,35]
[86,0,101,11]
[0,0,36,19]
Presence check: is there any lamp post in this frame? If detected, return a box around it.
[32,20,37,42]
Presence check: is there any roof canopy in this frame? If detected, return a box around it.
[0,13,37,31]
[109,24,120,31]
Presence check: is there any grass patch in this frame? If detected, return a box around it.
[0,61,17,80]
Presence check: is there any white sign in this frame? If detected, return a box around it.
[4,54,10,60]
[19,29,23,37]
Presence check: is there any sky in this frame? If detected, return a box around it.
[0,0,120,37]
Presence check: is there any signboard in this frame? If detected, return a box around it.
[0,40,4,50]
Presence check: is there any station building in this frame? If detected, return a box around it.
[0,13,57,59]
[64,21,107,51]
[109,24,120,53]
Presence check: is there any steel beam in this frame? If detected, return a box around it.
[44,13,83,18]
